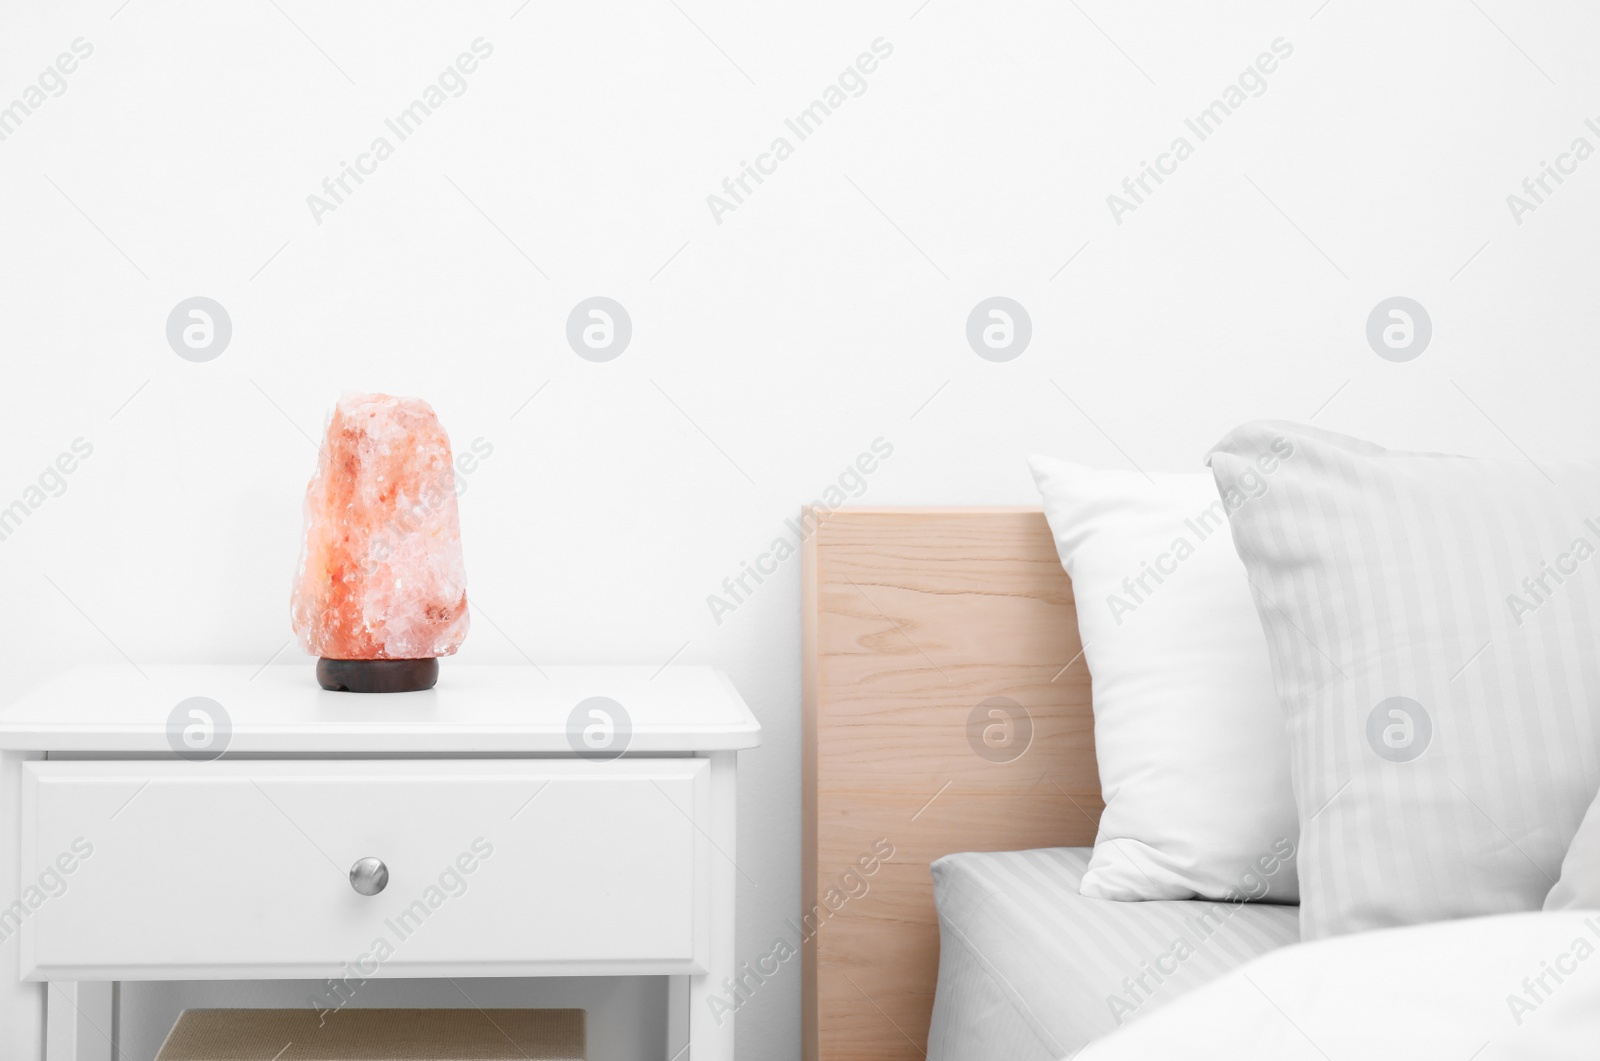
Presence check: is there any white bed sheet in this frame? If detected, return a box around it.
[1078,910,1600,1060]
[927,847,1300,1061]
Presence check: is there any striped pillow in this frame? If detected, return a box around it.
[1208,421,1600,939]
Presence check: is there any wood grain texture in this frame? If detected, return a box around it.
[802,508,1100,1061]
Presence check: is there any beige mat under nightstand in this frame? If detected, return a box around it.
[154,1008,585,1061]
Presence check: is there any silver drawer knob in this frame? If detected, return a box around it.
[349,857,389,896]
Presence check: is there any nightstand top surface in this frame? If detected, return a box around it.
[0,664,761,754]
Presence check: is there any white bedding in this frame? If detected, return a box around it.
[1077,911,1600,1059]
[927,848,1300,1061]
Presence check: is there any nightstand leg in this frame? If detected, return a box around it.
[46,982,114,1061]
[667,975,689,1059]
[1,751,46,1061]
[687,752,737,1060]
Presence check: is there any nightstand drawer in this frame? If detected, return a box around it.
[18,759,712,981]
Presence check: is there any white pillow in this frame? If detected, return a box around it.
[1546,786,1600,910]
[1029,456,1299,903]
[1209,421,1600,939]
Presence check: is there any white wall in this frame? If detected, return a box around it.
[3,0,1598,1057]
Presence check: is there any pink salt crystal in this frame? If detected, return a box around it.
[291,392,470,660]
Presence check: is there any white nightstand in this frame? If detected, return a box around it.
[0,665,760,1061]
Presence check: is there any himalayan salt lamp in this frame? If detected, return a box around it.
[291,392,470,692]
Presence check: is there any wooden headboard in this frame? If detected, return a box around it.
[801,507,1101,1061]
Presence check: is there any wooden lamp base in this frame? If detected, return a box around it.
[316,657,439,693]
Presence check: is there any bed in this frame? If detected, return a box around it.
[801,504,1600,1060]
